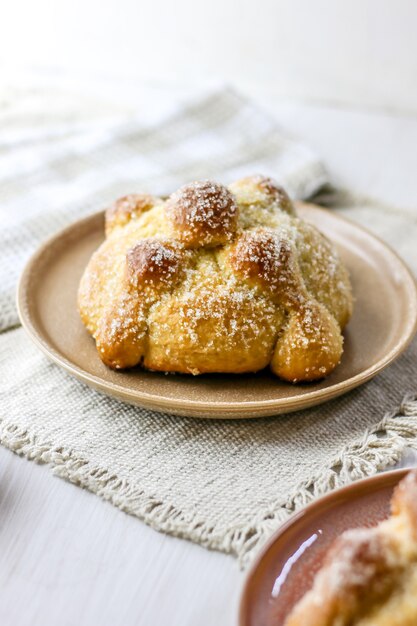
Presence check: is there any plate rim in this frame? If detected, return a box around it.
[16,203,417,415]
[239,467,410,626]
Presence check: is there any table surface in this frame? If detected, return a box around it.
[1,79,417,626]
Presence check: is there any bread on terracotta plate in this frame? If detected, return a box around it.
[78,176,353,381]
[285,469,417,625]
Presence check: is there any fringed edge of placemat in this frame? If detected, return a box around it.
[1,393,417,568]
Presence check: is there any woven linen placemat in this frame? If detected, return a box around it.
[1,86,417,566]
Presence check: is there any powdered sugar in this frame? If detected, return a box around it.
[78,177,353,377]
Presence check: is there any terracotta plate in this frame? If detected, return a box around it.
[17,203,417,418]
[239,468,409,626]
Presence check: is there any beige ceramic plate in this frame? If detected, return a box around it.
[239,468,409,626]
[17,203,417,419]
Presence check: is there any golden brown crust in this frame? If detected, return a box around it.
[295,219,353,328]
[126,239,183,289]
[78,177,353,379]
[95,291,147,369]
[285,470,417,626]
[228,230,300,302]
[229,175,296,215]
[105,193,157,236]
[165,180,238,247]
[271,301,343,381]
[228,230,344,381]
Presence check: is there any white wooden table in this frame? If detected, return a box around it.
[1,83,417,626]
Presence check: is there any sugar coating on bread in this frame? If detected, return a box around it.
[105,193,158,236]
[127,239,183,288]
[78,176,353,378]
[229,230,300,302]
[229,175,295,216]
[285,470,417,626]
[166,180,239,247]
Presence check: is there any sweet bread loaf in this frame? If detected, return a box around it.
[285,470,417,626]
[78,176,353,381]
